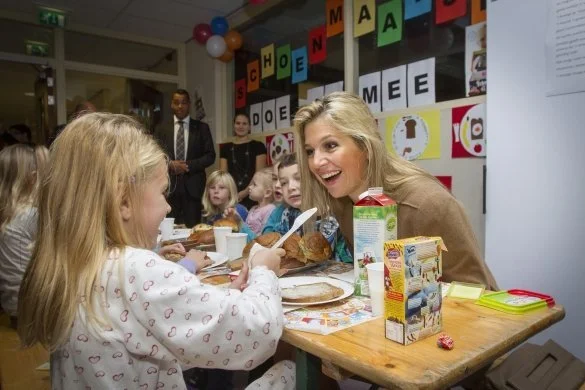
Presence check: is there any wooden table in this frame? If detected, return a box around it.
[281,298,565,390]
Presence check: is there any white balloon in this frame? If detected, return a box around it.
[206,35,227,58]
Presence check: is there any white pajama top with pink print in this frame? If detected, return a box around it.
[50,247,284,389]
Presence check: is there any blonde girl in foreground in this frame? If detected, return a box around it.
[17,113,294,389]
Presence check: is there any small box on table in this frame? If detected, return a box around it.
[383,236,445,345]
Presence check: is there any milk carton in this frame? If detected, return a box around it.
[353,188,397,296]
[383,236,445,345]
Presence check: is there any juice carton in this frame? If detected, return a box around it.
[383,236,446,345]
[353,187,397,296]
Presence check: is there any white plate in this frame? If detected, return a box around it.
[279,276,355,306]
[172,229,191,239]
[201,252,229,270]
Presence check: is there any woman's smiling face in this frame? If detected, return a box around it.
[304,117,368,202]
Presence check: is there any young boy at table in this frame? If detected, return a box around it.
[16,113,295,390]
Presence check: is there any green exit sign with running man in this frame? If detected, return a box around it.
[38,8,66,27]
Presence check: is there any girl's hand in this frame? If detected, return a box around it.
[184,250,213,273]
[237,188,249,202]
[250,247,285,275]
[158,243,186,257]
[222,207,242,221]
[229,260,249,291]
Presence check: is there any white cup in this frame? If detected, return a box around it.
[160,217,175,241]
[213,226,233,255]
[226,233,248,260]
[366,262,385,317]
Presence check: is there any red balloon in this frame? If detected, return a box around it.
[224,30,243,51]
[193,23,212,45]
[218,49,234,63]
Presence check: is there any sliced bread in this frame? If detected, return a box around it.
[281,282,344,303]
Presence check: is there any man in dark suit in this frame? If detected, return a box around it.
[155,89,215,227]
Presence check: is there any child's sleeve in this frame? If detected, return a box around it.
[239,222,256,242]
[122,250,283,371]
[261,205,283,234]
[236,203,248,222]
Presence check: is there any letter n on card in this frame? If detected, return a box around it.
[451,103,486,158]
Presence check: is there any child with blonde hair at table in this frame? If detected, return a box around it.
[246,167,276,235]
[17,113,295,390]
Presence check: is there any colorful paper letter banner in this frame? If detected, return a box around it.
[275,95,291,129]
[385,110,441,160]
[309,26,327,65]
[250,103,262,134]
[247,60,260,92]
[404,0,432,20]
[326,0,344,37]
[266,132,294,165]
[262,99,276,132]
[451,103,486,158]
[382,65,407,111]
[276,44,291,80]
[407,58,436,107]
[359,71,381,114]
[324,81,344,94]
[436,0,467,24]
[465,22,487,97]
[354,0,376,38]
[471,0,486,24]
[377,0,402,47]
[307,86,325,103]
[291,46,308,84]
[234,79,246,109]
[261,44,275,79]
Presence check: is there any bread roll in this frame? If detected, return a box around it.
[164,252,183,262]
[188,229,214,244]
[193,223,213,232]
[283,233,306,264]
[299,232,332,262]
[280,257,306,270]
[255,232,281,248]
[213,218,238,232]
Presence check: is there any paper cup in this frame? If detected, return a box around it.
[366,262,385,317]
[226,233,248,260]
[213,226,233,255]
[160,217,175,241]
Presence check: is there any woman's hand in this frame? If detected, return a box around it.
[158,243,186,258]
[184,250,213,273]
[250,247,285,275]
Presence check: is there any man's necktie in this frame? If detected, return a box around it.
[176,120,185,160]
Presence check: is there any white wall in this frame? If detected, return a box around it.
[487,0,585,359]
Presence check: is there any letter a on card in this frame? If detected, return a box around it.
[261,44,275,79]
[377,0,402,47]
[436,0,467,24]
[354,0,375,38]
[247,60,259,92]
[309,26,327,65]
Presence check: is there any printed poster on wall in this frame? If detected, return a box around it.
[275,95,291,129]
[307,85,325,103]
[262,99,276,132]
[465,22,487,97]
[385,110,441,161]
[358,71,381,114]
[452,103,486,158]
[407,58,436,107]
[266,132,295,165]
[325,81,344,95]
[435,176,452,192]
[249,103,262,134]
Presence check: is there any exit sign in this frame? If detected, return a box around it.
[25,40,49,57]
[38,7,66,27]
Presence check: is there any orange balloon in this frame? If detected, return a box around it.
[224,30,243,51]
[218,49,234,63]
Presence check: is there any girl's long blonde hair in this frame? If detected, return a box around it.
[294,91,437,216]
[18,113,167,351]
[202,170,238,218]
[0,144,47,231]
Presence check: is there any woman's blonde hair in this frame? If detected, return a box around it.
[0,144,48,231]
[294,91,437,215]
[18,113,167,351]
[202,170,239,217]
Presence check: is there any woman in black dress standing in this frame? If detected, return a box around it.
[219,113,267,210]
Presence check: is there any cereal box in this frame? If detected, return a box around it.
[383,237,445,345]
[353,188,397,296]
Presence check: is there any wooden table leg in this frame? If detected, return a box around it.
[295,348,321,390]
